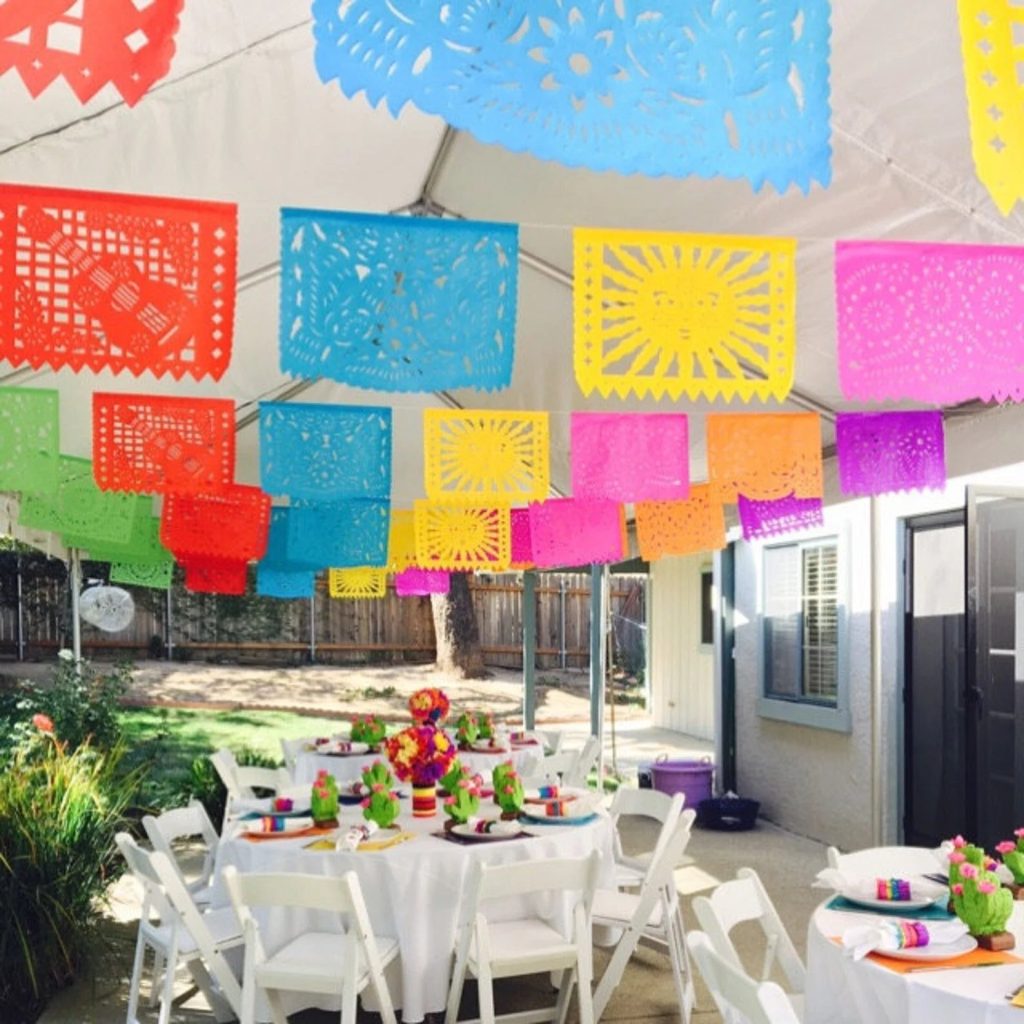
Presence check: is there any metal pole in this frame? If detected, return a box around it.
[522,571,537,729]
[870,496,884,845]
[165,583,174,660]
[559,576,567,670]
[16,554,24,662]
[589,565,606,743]
[309,593,316,664]
[69,548,82,662]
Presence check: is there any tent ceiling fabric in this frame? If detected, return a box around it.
[2,0,1024,510]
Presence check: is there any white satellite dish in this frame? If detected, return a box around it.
[79,585,135,633]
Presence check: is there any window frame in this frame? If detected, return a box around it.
[756,530,852,733]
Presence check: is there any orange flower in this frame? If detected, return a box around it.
[32,713,54,734]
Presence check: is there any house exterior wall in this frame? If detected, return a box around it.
[650,555,715,739]
[732,403,1024,848]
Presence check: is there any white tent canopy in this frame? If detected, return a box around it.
[3,1,1024,511]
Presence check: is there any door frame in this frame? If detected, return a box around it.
[900,507,964,844]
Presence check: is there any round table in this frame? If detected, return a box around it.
[291,739,544,787]
[213,798,614,1023]
[805,899,1024,1024]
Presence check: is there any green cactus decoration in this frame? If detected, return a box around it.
[361,759,395,792]
[361,784,401,829]
[455,712,480,749]
[996,830,1024,885]
[948,839,1013,936]
[477,712,495,740]
[441,759,471,796]
[351,714,388,748]
[492,760,516,797]
[311,769,339,825]
[443,778,481,824]
[494,770,525,817]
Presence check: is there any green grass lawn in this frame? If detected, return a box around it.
[119,706,346,808]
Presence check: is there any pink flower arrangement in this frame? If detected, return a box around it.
[408,687,451,725]
[384,723,456,784]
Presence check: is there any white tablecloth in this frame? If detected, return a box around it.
[213,800,613,1023]
[292,740,543,787]
[806,901,1024,1024]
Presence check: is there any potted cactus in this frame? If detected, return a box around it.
[310,769,339,827]
[361,759,395,792]
[477,711,495,741]
[443,777,481,827]
[351,714,388,749]
[439,759,468,796]
[455,712,480,750]
[494,769,525,820]
[361,783,401,829]
[996,829,1024,899]
[948,836,1015,949]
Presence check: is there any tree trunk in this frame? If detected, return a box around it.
[430,573,488,679]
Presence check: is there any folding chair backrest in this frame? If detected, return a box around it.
[566,735,601,787]
[536,729,564,754]
[687,932,799,1024]
[115,830,177,924]
[117,832,243,1013]
[826,844,944,876]
[609,788,684,866]
[142,800,220,885]
[693,867,805,992]
[233,764,290,797]
[477,850,601,903]
[280,736,307,774]
[210,748,243,799]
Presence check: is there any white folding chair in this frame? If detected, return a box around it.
[686,932,800,1024]
[566,735,601,789]
[608,787,686,890]
[522,750,582,790]
[210,748,293,827]
[692,868,804,1017]
[279,736,309,776]
[592,811,697,1023]
[142,800,220,907]
[534,729,565,755]
[115,832,242,1024]
[222,866,399,1024]
[825,844,946,876]
[445,850,602,1024]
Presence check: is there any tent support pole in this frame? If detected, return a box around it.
[870,496,884,845]
[523,570,537,729]
[590,565,606,748]
[69,548,82,662]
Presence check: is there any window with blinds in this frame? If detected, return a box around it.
[763,538,839,705]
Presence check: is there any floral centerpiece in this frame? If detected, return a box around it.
[948,835,1014,947]
[351,714,388,748]
[996,829,1024,896]
[385,723,456,817]
[408,687,450,725]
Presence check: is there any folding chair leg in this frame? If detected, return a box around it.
[187,958,236,1023]
[553,968,576,1024]
[593,923,643,1021]
[340,976,359,1024]
[577,949,596,1024]
[126,929,148,1024]
[477,962,496,1024]
[265,989,290,1024]
[445,940,470,1023]
[369,967,398,1024]
[157,937,178,1024]
[664,898,695,1023]
[240,974,257,1024]
[149,950,165,1007]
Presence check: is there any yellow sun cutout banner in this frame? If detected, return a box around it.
[574,227,796,402]
[328,567,386,598]
[414,500,511,571]
[958,0,1024,215]
[386,509,418,572]
[424,410,549,503]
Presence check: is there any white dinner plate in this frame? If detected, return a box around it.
[318,742,370,756]
[470,743,508,754]
[451,823,523,841]
[875,934,978,962]
[840,891,946,912]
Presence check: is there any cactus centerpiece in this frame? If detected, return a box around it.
[443,776,482,825]
[948,836,1014,941]
[351,714,388,748]
[310,768,339,827]
[361,759,395,792]
[477,711,495,740]
[455,712,481,749]
[361,783,402,829]
[439,758,468,796]
[995,829,1024,888]
[493,766,525,818]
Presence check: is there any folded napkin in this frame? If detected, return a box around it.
[242,815,314,834]
[814,868,947,904]
[336,821,380,851]
[842,919,968,960]
[463,816,521,835]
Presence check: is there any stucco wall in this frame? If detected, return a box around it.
[650,554,715,739]
[734,504,874,849]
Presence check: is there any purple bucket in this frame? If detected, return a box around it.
[651,756,714,808]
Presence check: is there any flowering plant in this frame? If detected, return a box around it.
[947,835,1013,935]
[996,830,1024,885]
[351,714,388,747]
[444,775,481,824]
[408,687,451,725]
[362,783,401,829]
[385,724,456,784]
[455,712,480,749]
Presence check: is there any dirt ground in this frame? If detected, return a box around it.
[0,657,648,725]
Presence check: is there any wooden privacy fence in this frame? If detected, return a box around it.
[0,552,647,671]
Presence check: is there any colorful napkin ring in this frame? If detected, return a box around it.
[890,921,929,948]
[876,878,912,901]
[471,819,503,834]
[258,816,288,832]
[535,785,560,799]
[540,799,573,817]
